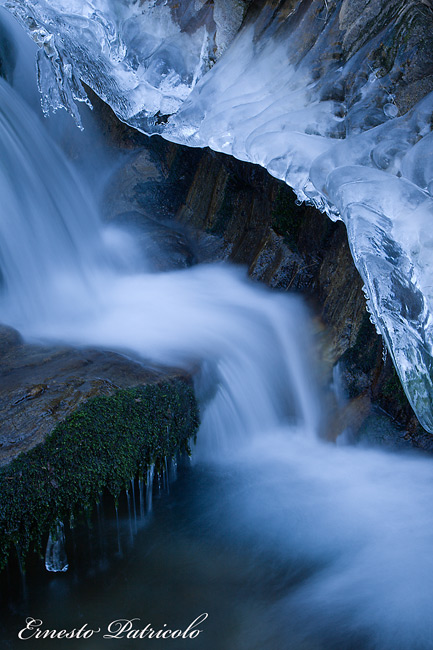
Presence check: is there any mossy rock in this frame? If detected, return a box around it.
[0,379,199,572]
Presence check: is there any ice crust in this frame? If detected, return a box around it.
[2,0,246,128]
[3,0,433,430]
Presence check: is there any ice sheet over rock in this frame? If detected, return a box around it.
[3,0,246,129]
[2,0,433,431]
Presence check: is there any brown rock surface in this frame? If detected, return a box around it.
[0,324,185,465]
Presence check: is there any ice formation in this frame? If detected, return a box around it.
[45,521,68,572]
[2,0,246,128]
[2,0,433,430]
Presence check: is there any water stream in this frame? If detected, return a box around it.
[4,0,433,432]
[2,18,433,649]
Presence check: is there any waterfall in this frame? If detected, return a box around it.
[3,13,433,649]
[0,77,105,324]
[6,0,433,431]
[0,75,321,456]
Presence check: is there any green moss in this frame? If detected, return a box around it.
[0,380,199,572]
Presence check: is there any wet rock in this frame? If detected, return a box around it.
[328,393,372,443]
[100,129,204,270]
[109,210,195,271]
[0,12,16,83]
[0,324,22,350]
[0,324,186,465]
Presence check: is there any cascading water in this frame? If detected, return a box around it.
[4,0,433,432]
[3,10,433,650]
[0,73,131,330]
[0,72,320,456]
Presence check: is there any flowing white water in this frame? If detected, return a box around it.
[2,51,433,649]
[0,78,108,322]
[209,433,433,650]
[0,76,320,455]
[4,0,433,432]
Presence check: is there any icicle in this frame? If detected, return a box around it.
[146,463,155,514]
[331,361,346,408]
[170,456,178,483]
[139,478,145,521]
[126,489,133,543]
[45,521,69,572]
[164,457,170,495]
[14,543,28,600]
[96,499,107,565]
[115,502,122,557]
[131,478,137,533]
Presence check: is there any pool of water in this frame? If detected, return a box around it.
[0,457,317,650]
[3,426,433,650]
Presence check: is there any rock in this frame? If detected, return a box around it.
[0,324,187,465]
[90,89,425,443]
[327,393,372,442]
[0,379,199,570]
[0,14,16,84]
[108,210,196,271]
[0,324,22,350]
